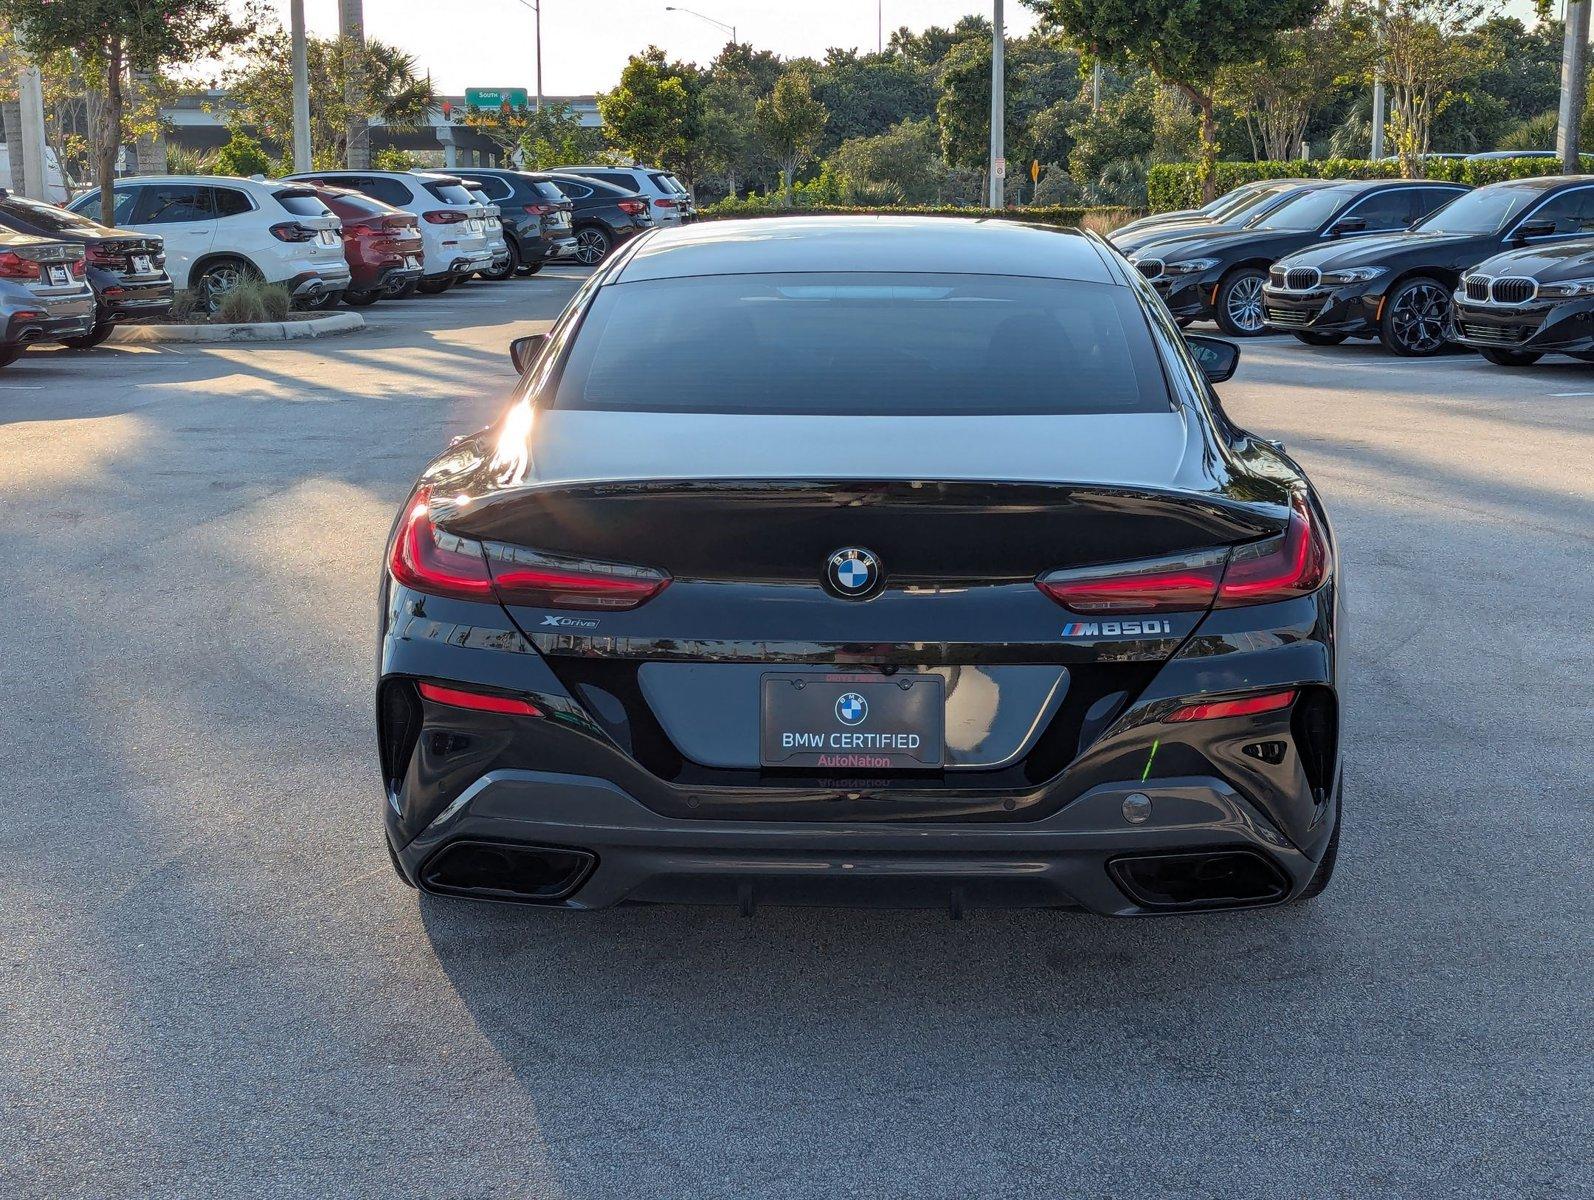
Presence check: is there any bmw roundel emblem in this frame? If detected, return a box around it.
[826,547,882,598]
[835,692,869,725]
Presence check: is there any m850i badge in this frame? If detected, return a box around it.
[1062,619,1174,638]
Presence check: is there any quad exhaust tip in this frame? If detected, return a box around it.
[1110,850,1289,911]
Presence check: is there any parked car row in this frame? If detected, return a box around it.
[1117,174,1594,367]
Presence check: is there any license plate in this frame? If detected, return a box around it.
[131,255,152,274]
[760,674,944,769]
[317,229,338,246]
[47,265,69,286]
[466,219,483,234]
[404,255,421,270]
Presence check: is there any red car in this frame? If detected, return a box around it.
[304,185,424,306]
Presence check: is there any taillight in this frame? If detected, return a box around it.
[484,542,670,611]
[0,251,37,279]
[70,258,87,277]
[1214,496,1327,608]
[269,222,317,242]
[389,488,670,611]
[388,490,496,602]
[342,221,378,237]
[1037,548,1227,614]
[418,681,542,717]
[617,199,645,215]
[1036,495,1327,615]
[1166,689,1297,723]
[524,203,554,216]
[87,245,124,267]
[654,197,678,208]
[386,218,418,234]
[423,209,468,224]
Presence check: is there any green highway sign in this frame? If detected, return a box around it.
[465,87,529,110]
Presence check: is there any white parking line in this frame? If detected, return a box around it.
[1549,391,1594,397]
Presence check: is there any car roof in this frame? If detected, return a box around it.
[542,172,638,194]
[109,174,281,188]
[615,216,1116,285]
[1480,173,1594,191]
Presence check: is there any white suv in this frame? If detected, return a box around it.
[67,175,350,311]
[285,170,494,293]
[558,165,695,225]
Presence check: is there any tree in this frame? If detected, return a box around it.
[598,48,696,175]
[1027,0,1325,199]
[223,28,436,170]
[699,76,764,198]
[1374,0,1497,176]
[810,48,935,154]
[0,0,240,221]
[1215,8,1369,160]
[212,129,273,177]
[827,117,952,204]
[460,101,602,170]
[756,69,829,205]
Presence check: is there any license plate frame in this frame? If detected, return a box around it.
[130,254,153,275]
[759,673,945,770]
[47,264,70,286]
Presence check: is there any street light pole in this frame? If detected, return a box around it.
[988,0,1005,209]
[1370,0,1386,160]
[664,6,736,46]
[508,1,544,113]
[290,0,312,172]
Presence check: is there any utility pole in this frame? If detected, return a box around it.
[988,0,1005,209]
[1370,0,1386,159]
[339,0,369,169]
[536,0,543,112]
[1092,62,1102,114]
[290,0,312,172]
[1559,0,1590,173]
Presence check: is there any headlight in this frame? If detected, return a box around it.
[1320,267,1388,285]
[1163,258,1219,275]
[1537,278,1594,299]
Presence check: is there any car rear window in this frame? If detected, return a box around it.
[533,181,567,203]
[421,181,475,205]
[0,196,97,232]
[321,191,392,218]
[551,272,1170,417]
[274,190,332,217]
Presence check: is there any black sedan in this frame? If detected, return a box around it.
[451,168,578,275]
[1128,179,1468,335]
[376,216,1344,916]
[1454,238,1594,366]
[1264,175,1594,355]
[538,172,653,265]
[1113,178,1302,237]
[1110,179,1325,257]
[0,190,170,347]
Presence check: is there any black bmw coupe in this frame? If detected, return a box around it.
[377,217,1344,916]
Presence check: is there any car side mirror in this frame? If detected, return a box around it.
[509,333,545,374]
[1184,334,1240,385]
[1328,217,1366,237]
[1512,218,1555,243]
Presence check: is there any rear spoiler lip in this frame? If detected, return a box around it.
[442,476,1291,540]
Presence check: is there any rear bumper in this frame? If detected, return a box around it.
[95,276,174,322]
[1453,298,1594,353]
[286,266,353,298]
[5,291,96,345]
[390,768,1327,915]
[1263,284,1382,337]
[425,250,495,282]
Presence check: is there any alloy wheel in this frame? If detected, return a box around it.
[1389,282,1453,354]
[200,263,249,314]
[574,229,609,265]
[1223,274,1266,334]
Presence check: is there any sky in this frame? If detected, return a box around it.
[248,0,1548,97]
[250,0,1043,95]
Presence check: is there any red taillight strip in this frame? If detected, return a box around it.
[1214,495,1327,608]
[388,489,496,601]
[1165,689,1296,723]
[418,681,542,716]
[1037,548,1227,614]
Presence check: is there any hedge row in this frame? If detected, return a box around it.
[1147,157,1589,212]
[699,202,1139,226]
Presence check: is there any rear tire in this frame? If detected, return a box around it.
[391,280,419,299]
[1213,268,1269,337]
[193,256,260,315]
[1293,331,1347,347]
[301,289,344,311]
[1379,276,1454,356]
[573,225,611,266]
[1478,347,1543,367]
[416,276,451,294]
[479,241,518,281]
[61,322,115,350]
[519,259,544,275]
[343,288,380,307]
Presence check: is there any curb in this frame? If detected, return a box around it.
[108,311,365,344]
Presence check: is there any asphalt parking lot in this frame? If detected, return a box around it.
[1,264,1589,1199]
